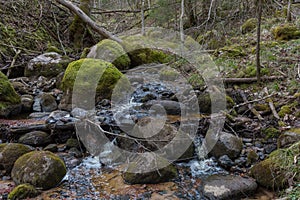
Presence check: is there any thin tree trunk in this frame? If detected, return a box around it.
[287,0,292,22]
[256,0,262,83]
[180,0,185,55]
[141,0,145,36]
[55,0,122,43]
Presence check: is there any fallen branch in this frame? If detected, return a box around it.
[7,49,21,77]
[54,0,122,43]
[223,76,285,84]
[264,87,280,119]
[240,90,264,121]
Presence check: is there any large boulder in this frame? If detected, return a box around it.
[250,141,300,189]
[209,132,243,159]
[87,39,131,70]
[202,174,257,199]
[59,58,129,110]
[25,52,71,78]
[11,151,67,190]
[0,143,33,174]
[0,71,21,117]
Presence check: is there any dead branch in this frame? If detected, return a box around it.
[264,87,280,119]
[223,76,286,84]
[7,49,21,77]
[54,0,122,43]
[240,90,264,121]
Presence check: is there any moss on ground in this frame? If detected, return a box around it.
[241,18,257,34]
[8,183,39,200]
[272,24,300,41]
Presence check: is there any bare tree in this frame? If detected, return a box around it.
[287,0,292,22]
[141,0,145,35]
[256,0,262,83]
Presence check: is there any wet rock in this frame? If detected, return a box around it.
[0,72,22,118]
[25,52,71,78]
[21,94,33,112]
[0,143,33,174]
[142,100,181,115]
[264,144,277,154]
[18,131,52,147]
[278,129,300,148]
[122,156,178,184]
[49,110,70,121]
[44,144,58,152]
[68,147,82,158]
[32,96,42,112]
[11,151,67,190]
[218,155,234,169]
[40,93,57,112]
[8,183,40,200]
[202,174,257,199]
[28,112,50,120]
[209,132,243,159]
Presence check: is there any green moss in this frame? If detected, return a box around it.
[11,151,66,190]
[226,95,235,109]
[8,183,39,200]
[0,72,21,105]
[218,44,246,58]
[80,47,90,59]
[61,58,129,102]
[90,39,131,70]
[66,138,80,149]
[188,74,205,88]
[159,69,179,81]
[247,150,259,165]
[263,127,281,139]
[0,143,32,173]
[278,105,292,118]
[196,30,225,49]
[272,24,300,41]
[241,18,257,34]
[254,103,270,112]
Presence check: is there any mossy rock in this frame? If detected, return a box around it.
[250,141,300,189]
[272,24,300,41]
[66,138,80,149]
[18,131,52,147]
[278,128,300,148]
[198,92,211,114]
[159,69,179,81]
[0,143,33,174]
[241,18,257,34]
[247,150,259,165]
[263,127,281,139]
[25,52,71,78]
[11,151,67,190]
[87,39,131,70]
[196,30,225,49]
[122,156,178,184]
[0,71,21,117]
[60,58,129,109]
[8,183,40,200]
[218,45,246,58]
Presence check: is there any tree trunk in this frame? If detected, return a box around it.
[185,0,196,27]
[256,0,262,83]
[141,0,145,36]
[287,0,292,22]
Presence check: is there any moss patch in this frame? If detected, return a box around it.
[8,183,39,200]
[0,71,21,107]
[272,24,300,41]
[263,127,281,139]
[241,18,257,34]
[218,45,246,58]
[88,39,131,70]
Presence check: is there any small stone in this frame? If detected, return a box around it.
[218,155,234,169]
[40,93,57,112]
[44,144,58,152]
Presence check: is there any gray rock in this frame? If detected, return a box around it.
[49,110,70,121]
[18,131,52,147]
[278,130,300,148]
[202,174,257,199]
[25,52,71,78]
[28,112,50,120]
[142,100,182,115]
[32,96,42,112]
[71,107,89,118]
[40,93,57,112]
[209,132,243,159]
[218,155,234,169]
[21,94,33,112]
[44,144,58,152]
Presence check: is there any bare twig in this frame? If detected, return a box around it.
[264,87,280,119]
[7,49,21,77]
[52,8,67,55]
[240,90,264,121]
